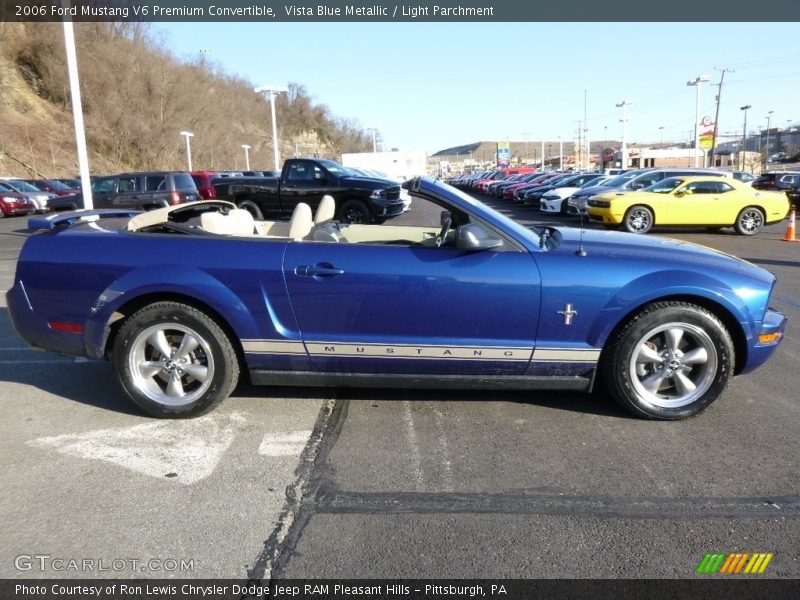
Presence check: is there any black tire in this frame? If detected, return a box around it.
[237,199,264,221]
[734,206,764,236]
[338,199,371,224]
[559,199,569,215]
[623,205,653,234]
[602,301,734,420]
[112,301,240,418]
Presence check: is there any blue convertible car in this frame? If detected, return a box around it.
[6,177,786,419]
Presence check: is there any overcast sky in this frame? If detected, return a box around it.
[158,22,800,154]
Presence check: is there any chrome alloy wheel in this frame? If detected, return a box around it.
[626,208,652,233]
[628,322,718,409]
[128,323,215,407]
[737,208,764,234]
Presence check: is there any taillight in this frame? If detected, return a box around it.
[207,186,216,199]
[169,191,181,205]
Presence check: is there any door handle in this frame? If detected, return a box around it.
[294,263,344,277]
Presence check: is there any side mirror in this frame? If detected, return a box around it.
[674,190,685,197]
[440,210,452,227]
[679,188,693,196]
[455,224,504,251]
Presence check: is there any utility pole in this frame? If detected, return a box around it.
[709,66,733,168]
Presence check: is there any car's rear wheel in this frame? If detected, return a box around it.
[623,205,653,233]
[237,199,264,221]
[339,199,371,224]
[112,302,239,418]
[602,301,734,420]
[734,206,764,235]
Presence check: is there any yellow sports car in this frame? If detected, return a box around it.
[586,176,790,235]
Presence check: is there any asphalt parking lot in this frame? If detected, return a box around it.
[0,196,798,581]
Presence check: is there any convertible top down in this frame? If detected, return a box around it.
[7,177,787,419]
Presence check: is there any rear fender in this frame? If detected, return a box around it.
[83,264,261,359]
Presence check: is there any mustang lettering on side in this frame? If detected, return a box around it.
[6,177,787,420]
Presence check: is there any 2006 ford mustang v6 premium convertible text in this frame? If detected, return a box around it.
[7,177,786,419]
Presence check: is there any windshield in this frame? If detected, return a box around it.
[315,159,350,175]
[46,179,71,190]
[645,177,685,193]
[604,170,646,186]
[4,180,40,193]
[0,181,17,193]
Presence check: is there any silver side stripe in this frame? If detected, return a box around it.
[242,340,600,363]
[241,340,306,354]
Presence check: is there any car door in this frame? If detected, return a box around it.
[114,175,142,208]
[667,180,722,225]
[89,176,115,208]
[280,163,330,216]
[282,224,541,376]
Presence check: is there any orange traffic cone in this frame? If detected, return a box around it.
[783,208,798,242]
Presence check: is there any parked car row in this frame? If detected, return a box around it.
[0,176,80,216]
[450,166,791,236]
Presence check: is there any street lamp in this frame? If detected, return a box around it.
[558,135,563,171]
[242,144,251,171]
[616,100,632,168]
[254,84,289,171]
[765,110,774,161]
[180,131,194,171]
[659,125,665,146]
[687,75,711,167]
[366,127,379,153]
[740,104,751,170]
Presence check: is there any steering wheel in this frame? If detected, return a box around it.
[436,216,453,248]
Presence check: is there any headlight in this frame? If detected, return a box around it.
[370,189,386,199]
[588,199,611,208]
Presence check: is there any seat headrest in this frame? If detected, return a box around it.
[288,203,313,241]
[200,211,236,235]
[314,195,336,225]
[228,208,256,235]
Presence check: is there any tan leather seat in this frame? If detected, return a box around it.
[200,211,236,235]
[314,195,336,225]
[228,208,256,235]
[288,203,313,241]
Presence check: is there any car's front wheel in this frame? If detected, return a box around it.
[602,301,734,419]
[339,199,371,224]
[623,205,653,234]
[734,206,764,235]
[112,302,240,418]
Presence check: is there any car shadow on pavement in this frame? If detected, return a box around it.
[235,383,632,419]
[0,308,142,416]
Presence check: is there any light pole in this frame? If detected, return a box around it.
[585,128,590,170]
[740,104,751,170]
[61,1,93,209]
[255,84,289,171]
[659,126,665,146]
[180,131,194,171]
[367,127,379,152]
[616,100,632,169]
[242,144,251,171]
[558,136,563,171]
[687,75,711,167]
[765,110,774,162]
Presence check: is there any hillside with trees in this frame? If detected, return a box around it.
[0,22,372,177]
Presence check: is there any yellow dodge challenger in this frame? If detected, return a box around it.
[586,176,790,235]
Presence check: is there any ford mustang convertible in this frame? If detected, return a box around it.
[6,177,786,420]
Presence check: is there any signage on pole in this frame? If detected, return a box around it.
[497,141,511,167]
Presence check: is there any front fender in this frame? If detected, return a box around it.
[585,270,761,349]
[83,264,260,359]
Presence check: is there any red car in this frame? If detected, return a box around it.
[0,180,36,217]
[190,171,221,199]
[23,179,78,197]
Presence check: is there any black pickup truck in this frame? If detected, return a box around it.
[213,158,405,223]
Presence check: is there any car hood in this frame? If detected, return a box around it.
[339,176,400,190]
[571,183,622,198]
[550,226,773,283]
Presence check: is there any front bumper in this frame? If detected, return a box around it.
[741,308,788,374]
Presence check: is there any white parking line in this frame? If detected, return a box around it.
[258,431,312,456]
[402,400,425,490]
[27,412,247,485]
